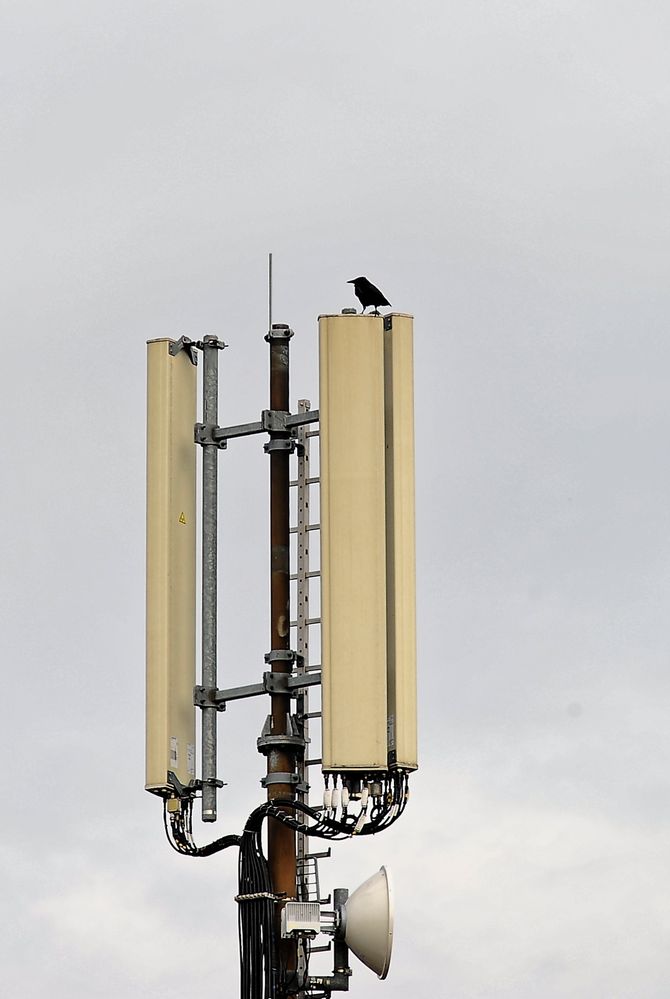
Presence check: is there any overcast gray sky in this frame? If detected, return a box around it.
[2,2,670,997]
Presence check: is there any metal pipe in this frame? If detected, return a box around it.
[265,322,297,987]
[201,335,220,821]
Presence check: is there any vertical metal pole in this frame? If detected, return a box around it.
[265,322,297,988]
[201,335,220,822]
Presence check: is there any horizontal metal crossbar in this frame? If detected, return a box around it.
[211,409,319,444]
[286,410,320,429]
[289,523,320,534]
[194,671,322,707]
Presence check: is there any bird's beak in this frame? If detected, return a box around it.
[347,279,355,284]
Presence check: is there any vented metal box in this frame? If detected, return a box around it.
[145,339,197,795]
[281,902,322,938]
[319,313,417,774]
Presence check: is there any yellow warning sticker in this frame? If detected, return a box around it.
[178,512,187,525]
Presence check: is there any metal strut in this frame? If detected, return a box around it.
[199,335,227,822]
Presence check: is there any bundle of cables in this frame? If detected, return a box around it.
[237,808,278,999]
[264,769,410,840]
[162,769,411,998]
[163,795,240,857]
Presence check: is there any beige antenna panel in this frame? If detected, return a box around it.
[145,339,197,795]
[319,313,417,774]
[319,315,388,771]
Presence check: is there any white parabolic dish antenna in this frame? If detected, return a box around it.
[342,866,394,979]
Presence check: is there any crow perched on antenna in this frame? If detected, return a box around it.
[348,276,391,315]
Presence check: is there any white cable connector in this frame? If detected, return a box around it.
[323,788,333,810]
[353,810,368,834]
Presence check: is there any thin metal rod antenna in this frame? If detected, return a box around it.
[201,335,221,822]
[268,252,273,332]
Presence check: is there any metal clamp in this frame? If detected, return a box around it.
[265,649,297,665]
[199,335,229,350]
[194,685,227,710]
[263,671,291,694]
[194,423,228,449]
[265,324,294,342]
[262,671,322,694]
[261,409,289,432]
[264,438,296,454]
[169,336,199,365]
[235,891,284,903]
[198,777,225,790]
[261,772,300,786]
[257,712,306,754]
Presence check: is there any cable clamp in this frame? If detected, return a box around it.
[235,891,285,903]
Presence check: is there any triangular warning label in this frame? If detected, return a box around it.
[178,512,187,525]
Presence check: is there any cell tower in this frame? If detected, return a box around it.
[145,291,417,999]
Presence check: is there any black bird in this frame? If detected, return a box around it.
[348,276,391,315]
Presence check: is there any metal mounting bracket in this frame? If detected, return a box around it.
[257,712,306,754]
[264,438,296,453]
[265,323,294,342]
[264,649,297,664]
[196,776,226,790]
[194,671,321,711]
[261,409,288,432]
[263,671,321,694]
[192,408,319,448]
[194,423,228,449]
[198,335,228,351]
[168,336,199,365]
[261,772,300,786]
[193,685,228,710]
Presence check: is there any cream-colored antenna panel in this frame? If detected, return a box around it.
[319,315,388,772]
[145,339,197,795]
